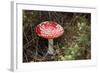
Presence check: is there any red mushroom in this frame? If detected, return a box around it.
[35,21,64,55]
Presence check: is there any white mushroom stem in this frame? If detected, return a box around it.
[48,39,54,55]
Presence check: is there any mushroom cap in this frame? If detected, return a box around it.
[35,21,64,39]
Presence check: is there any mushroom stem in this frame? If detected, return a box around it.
[48,39,54,55]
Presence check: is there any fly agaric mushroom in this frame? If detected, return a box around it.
[35,21,64,55]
